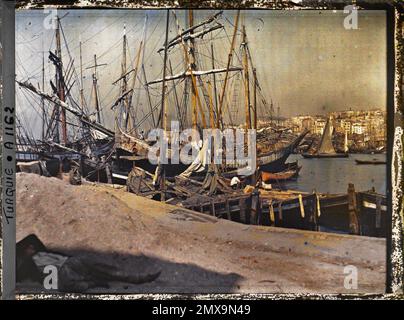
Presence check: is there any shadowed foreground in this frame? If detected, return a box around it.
[16,173,386,294]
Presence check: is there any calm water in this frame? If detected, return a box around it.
[279,153,387,195]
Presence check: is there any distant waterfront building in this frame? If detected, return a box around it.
[314,119,326,135]
[340,120,351,134]
[351,122,366,135]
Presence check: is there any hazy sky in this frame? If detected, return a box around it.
[15,9,386,135]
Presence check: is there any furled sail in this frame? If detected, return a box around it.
[317,117,336,154]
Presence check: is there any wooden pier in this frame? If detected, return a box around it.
[181,185,387,238]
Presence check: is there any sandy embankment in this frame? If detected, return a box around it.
[16,173,386,294]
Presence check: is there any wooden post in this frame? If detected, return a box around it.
[105,162,112,185]
[211,201,216,217]
[375,195,382,229]
[239,197,246,223]
[278,202,283,222]
[250,190,260,225]
[269,200,275,226]
[225,198,231,220]
[313,193,320,231]
[347,183,360,235]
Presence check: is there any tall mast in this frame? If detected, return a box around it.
[242,24,251,130]
[277,103,280,126]
[169,60,183,131]
[79,41,86,110]
[18,80,115,136]
[161,12,170,132]
[126,25,146,132]
[211,42,218,117]
[182,13,190,129]
[171,10,207,129]
[159,9,170,202]
[92,54,101,123]
[140,14,156,128]
[121,24,128,129]
[217,10,240,129]
[188,10,198,130]
[207,76,215,129]
[41,45,45,141]
[270,99,274,125]
[142,67,155,128]
[86,55,107,124]
[246,41,258,130]
[253,67,257,130]
[55,15,67,145]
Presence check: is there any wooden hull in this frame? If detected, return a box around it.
[355,159,386,165]
[135,158,190,177]
[252,130,309,173]
[302,153,349,159]
[261,167,301,183]
[118,130,309,177]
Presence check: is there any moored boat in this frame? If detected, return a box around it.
[355,159,386,165]
[261,166,302,183]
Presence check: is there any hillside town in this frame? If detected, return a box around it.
[259,109,386,153]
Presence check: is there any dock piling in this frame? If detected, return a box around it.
[347,183,360,235]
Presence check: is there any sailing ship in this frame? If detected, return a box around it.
[16,10,307,186]
[16,14,116,182]
[355,159,386,165]
[302,116,348,159]
[111,10,308,178]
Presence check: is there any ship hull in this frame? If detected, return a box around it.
[302,153,349,159]
[225,130,309,175]
[355,159,386,165]
[118,130,309,177]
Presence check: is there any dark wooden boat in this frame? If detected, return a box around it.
[118,128,309,178]
[355,159,386,165]
[302,153,348,159]
[283,161,299,171]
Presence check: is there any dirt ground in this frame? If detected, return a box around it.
[16,172,386,294]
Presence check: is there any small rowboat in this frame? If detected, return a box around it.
[302,152,349,158]
[355,159,386,165]
[261,166,302,183]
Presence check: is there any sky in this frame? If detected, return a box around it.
[15,9,386,136]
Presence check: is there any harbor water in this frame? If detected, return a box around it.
[280,153,386,195]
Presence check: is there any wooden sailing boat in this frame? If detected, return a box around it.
[115,10,307,177]
[16,14,116,182]
[302,116,348,158]
[355,158,386,165]
[16,11,307,182]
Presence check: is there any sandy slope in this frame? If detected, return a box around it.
[16,173,386,294]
